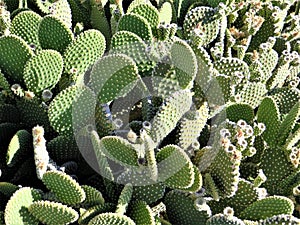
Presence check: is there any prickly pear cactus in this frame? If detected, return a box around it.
[0,0,299,224]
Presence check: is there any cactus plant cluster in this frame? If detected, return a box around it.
[0,0,299,224]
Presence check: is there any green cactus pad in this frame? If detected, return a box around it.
[206,213,246,225]
[239,196,294,220]
[81,185,105,207]
[0,123,22,149]
[117,169,166,204]
[208,179,259,216]
[38,15,74,54]
[88,212,135,225]
[183,6,220,46]
[268,62,290,90]
[127,200,155,225]
[115,183,133,215]
[0,69,10,92]
[164,191,210,225]
[127,3,159,29]
[24,49,63,93]
[260,147,292,195]
[270,87,300,114]
[0,35,34,83]
[90,130,114,181]
[205,145,241,199]
[257,97,280,147]
[170,38,197,88]
[4,187,41,225]
[214,57,250,84]
[46,135,82,164]
[150,90,193,144]
[28,200,79,225]
[0,104,21,123]
[6,129,32,167]
[16,98,52,132]
[42,170,86,205]
[48,85,96,136]
[90,4,111,46]
[99,136,139,167]
[181,165,203,192]
[178,103,209,150]
[10,11,42,49]
[258,215,300,224]
[63,29,106,76]
[277,102,300,146]
[89,53,139,103]
[110,31,152,72]
[117,13,153,41]
[78,203,116,224]
[239,82,267,109]
[156,145,195,189]
[0,182,19,197]
[50,0,72,28]
[226,103,254,124]
[257,48,278,83]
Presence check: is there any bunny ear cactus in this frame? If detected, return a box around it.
[0,35,33,83]
[24,49,63,94]
[239,196,294,221]
[110,30,153,72]
[164,191,211,225]
[89,53,140,103]
[88,184,135,225]
[10,11,42,50]
[63,29,106,80]
[42,170,86,205]
[183,6,221,47]
[4,187,41,225]
[157,145,198,190]
[48,85,96,136]
[38,15,74,54]
[28,200,79,225]
[49,0,72,28]
[127,3,159,30]
[127,200,156,225]
[117,13,153,41]
[6,129,32,167]
[149,89,193,145]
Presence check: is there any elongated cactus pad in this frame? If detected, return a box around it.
[42,170,86,205]
[257,97,280,147]
[4,187,41,225]
[239,196,294,220]
[6,129,32,167]
[28,200,79,225]
[24,49,63,93]
[99,136,139,167]
[127,200,155,225]
[88,212,135,225]
[150,90,193,144]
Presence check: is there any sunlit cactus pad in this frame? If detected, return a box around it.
[0,0,299,224]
